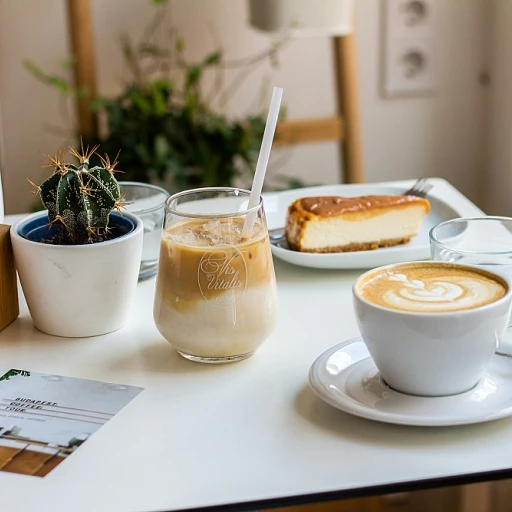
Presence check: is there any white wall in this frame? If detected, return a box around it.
[0,0,74,215]
[0,0,490,214]
[484,0,512,215]
[356,0,488,206]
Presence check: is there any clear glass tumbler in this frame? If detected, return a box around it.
[430,217,512,268]
[153,187,279,363]
[119,182,170,280]
[430,216,512,349]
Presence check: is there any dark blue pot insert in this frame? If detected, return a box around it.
[18,212,135,244]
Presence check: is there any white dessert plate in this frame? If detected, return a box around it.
[263,179,481,269]
[309,338,512,427]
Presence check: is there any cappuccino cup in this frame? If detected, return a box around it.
[353,261,512,396]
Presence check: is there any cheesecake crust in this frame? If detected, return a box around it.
[288,236,412,253]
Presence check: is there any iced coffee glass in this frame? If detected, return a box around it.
[153,187,279,363]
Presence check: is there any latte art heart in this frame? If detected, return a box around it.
[357,264,508,312]
[384,275,500,311]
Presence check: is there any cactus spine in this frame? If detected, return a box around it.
[31,145,126,244]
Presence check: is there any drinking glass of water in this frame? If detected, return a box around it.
[430,217,512,268]
[119,182,170,280]
[430,216,512,349]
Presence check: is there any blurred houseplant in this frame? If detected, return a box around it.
[25,0,301,192]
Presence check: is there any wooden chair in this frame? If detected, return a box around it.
[65,0,365,185]
[274,32,365,184]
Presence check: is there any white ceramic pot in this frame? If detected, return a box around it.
[249,0,354,37]
[10,211,143,337]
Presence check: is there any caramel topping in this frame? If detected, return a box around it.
[291,195,430,218]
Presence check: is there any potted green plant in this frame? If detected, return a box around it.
[10,145,143,338]
[25,1,302,192]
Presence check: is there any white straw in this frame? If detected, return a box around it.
[242,86,283,239]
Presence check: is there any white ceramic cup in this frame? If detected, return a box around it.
[353,261,512,397]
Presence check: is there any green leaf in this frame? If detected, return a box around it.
[151,0,168,4]
[77,86,89,99]
[186,66,202,89]
[106,102,124,129]
[138,43,169,58]
[184,89,199,111]
[202,51,221,67]
[151,85,167,116]
[50,77,73,94]
[153,78,173,96]
[25,60,74,95]
[60,57,76,70]
[89,96,109,112]
[154,134,170,165]
[134,143,152,166]
[121,35,135,64]
[129,90,152,116]
[24,59,47,79]
[175,37,185,54]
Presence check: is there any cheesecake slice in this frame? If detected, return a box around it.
[285,195,430,253]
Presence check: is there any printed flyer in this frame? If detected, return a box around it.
[0,369,143,477]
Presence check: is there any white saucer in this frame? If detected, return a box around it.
[309,338,512,426]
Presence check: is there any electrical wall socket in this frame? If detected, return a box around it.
[383,0,438,97]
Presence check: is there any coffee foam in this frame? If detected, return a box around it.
[169,217,265,248]
[357,263,507,313]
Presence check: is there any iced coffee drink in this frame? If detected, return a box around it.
[153,188,279,363]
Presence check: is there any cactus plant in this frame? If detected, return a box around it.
[29,144,127,245]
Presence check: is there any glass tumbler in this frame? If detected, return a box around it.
[119,182,170,280]
[430,216,512,348]
[153,187,279,363]
[430,217,512,269]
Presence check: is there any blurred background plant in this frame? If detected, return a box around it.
[25,0,304,192]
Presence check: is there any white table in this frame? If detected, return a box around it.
[1,179,510,512]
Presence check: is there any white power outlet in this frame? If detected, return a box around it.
[383,0,438,97]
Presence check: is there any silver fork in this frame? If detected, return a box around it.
[268,178,433,246]
[403,177,433,198]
